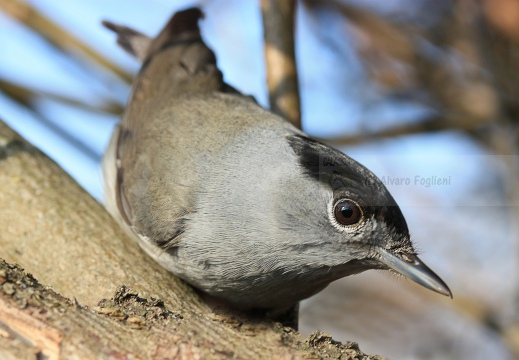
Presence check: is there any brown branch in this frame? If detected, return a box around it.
[0,262,382,359]
[0,0,132,83]
[319,113,492,146]
[0,120,381,358]
[261,0,301,129]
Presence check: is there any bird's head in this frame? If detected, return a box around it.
[285,134,451,298]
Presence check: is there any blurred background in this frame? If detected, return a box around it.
[0,0,517,358]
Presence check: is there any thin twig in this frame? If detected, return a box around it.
[261,0,301,129]
[0,0,132,83]
[0,78,124,115]
[1,87,101,161]
[318,114,490,146]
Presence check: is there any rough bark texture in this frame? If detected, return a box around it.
[0,120,382,358]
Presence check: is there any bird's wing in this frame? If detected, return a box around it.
[104,8,227,249]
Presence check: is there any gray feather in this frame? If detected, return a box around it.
[102,7,449,310]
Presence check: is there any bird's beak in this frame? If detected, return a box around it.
[376,248,452,298]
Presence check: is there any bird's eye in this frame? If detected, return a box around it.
[333,200,363,226]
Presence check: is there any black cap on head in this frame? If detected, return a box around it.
[287,134,409,238]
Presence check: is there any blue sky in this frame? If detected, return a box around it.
[0,1,515,357]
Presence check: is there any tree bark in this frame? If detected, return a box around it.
[0,120,381,359]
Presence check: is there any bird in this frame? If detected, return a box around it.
[102,8,451,313]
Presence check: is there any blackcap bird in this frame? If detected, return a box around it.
[102,8,451,312]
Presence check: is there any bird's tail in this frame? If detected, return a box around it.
[103,7,225,101]
[102,8,204,63]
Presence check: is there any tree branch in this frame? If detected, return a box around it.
[0,119,381,358]
[318,113,492,146]
[261,0,301,129]
[0,78,124,115]
[0,0,132,83]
